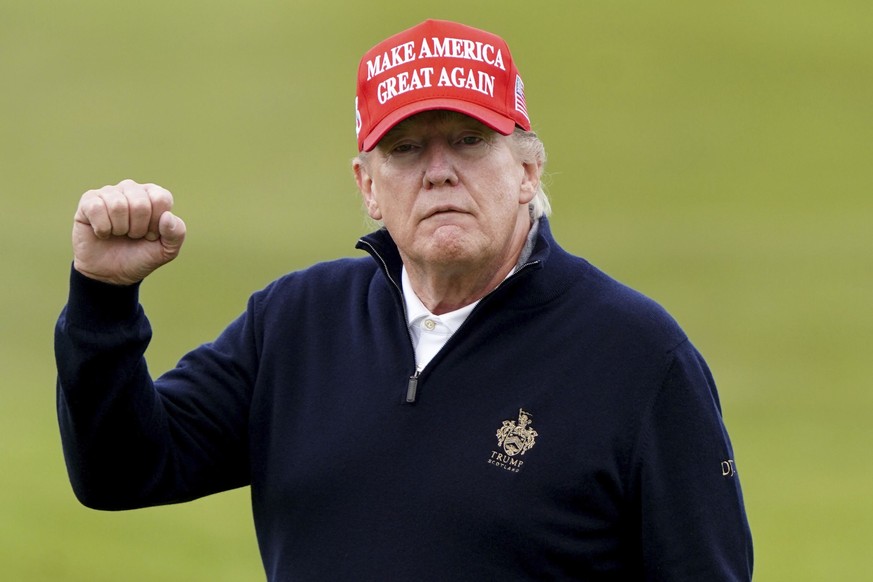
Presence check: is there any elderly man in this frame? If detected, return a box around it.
[56,19,753,581]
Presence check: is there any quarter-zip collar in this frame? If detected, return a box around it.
[355,216,555,302]
[355,216,579,404]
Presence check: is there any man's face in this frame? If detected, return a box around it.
[355,111,539,272]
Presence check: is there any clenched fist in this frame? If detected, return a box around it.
[73,179,187,286]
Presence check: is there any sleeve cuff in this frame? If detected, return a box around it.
[65,264,143,327]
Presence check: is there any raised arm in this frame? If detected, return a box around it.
[56,180,251,510]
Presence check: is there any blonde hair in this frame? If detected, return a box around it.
[510,127,551,220]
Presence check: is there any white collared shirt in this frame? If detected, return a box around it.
[401,266,479,372]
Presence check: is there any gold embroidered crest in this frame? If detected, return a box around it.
[496,408,538,457]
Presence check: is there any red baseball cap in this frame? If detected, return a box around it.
[355,19,532,152]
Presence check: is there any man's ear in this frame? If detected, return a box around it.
[519,160,543,205]
[353,158,382,220]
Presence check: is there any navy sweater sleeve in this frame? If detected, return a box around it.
[55,267,253,509]
[634,340,754,580]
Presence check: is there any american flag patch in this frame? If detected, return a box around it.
[514,75,530,122]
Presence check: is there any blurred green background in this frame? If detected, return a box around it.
[1,0,870,579]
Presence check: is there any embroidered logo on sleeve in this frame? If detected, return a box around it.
[721,459,737,477]
[487,408,538,473]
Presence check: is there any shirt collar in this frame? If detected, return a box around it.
[399,220,540,332]
[401,267,478,334]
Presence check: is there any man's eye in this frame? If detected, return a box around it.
[392,143,418,154]
[458,135,484,146]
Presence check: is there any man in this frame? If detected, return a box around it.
[56,19,753,580]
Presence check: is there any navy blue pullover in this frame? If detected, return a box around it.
[55,218,753,580]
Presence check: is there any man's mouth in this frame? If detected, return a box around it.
[425,205,467,219]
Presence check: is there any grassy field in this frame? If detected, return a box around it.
[1,0,870,579]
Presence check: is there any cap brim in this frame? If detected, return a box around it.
[362,98,518,152]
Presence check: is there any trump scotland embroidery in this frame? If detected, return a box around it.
[487,408,538,473]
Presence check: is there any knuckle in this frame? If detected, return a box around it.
[128,195,152,214]
[78,194,103,214]
[149,186,173,205]
[79,190,104,209]
[106,196,128,214]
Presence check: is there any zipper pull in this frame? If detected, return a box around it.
[406,369,421,404]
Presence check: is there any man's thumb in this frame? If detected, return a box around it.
[158,211,186,253]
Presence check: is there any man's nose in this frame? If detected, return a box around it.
[422,142,459,188]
